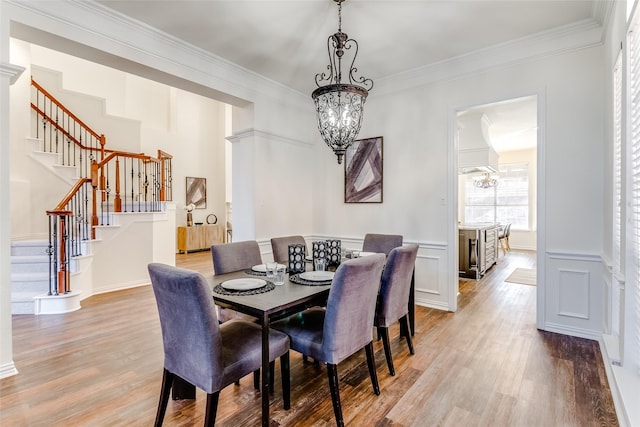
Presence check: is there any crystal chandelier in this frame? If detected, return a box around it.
[312,0,373,164]
[473,173,499,189]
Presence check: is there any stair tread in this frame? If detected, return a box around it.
[11,272,51,281]
[11,255,50,262]
[11,240,49,247]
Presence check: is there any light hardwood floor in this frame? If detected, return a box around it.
[0,250,618,426]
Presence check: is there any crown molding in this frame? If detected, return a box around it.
[0,62,25,85]
[374,17,607,96]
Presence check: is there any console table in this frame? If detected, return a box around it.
[177,225,224,253]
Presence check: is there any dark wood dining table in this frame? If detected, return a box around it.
[208,269,332,426]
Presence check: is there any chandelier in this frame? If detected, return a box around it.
[312,0,373,164]
[473,173,499,189]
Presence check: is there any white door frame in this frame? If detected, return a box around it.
[448,88,546,330]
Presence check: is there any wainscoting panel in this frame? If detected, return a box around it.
[414,243,449,311]
[558,268,590,319]
[544,251,603,340]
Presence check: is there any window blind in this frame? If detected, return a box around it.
[614,53,623,278]
[627,16,640,375]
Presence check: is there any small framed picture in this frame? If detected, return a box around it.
[344,136,383,203]
[186,177,207,209]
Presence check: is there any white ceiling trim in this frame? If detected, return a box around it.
[0,62,25,85]
[375,17,607,96]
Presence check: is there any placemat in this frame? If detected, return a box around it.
[213,281,275,296]
[244,268,266,277]
[289,273,332,286]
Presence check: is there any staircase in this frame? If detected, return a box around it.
[10,240,81,314]
[10,68,174,314]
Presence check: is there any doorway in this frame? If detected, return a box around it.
[454,94,540,314]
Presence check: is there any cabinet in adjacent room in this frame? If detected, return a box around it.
[177,225,224,253]
[459,223,499,279]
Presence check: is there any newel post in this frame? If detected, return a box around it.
[113,156,122,212]
[90,160,99,239]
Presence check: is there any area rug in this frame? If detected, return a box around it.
[505,268,536,286]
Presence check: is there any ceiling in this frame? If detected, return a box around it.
[93,0,600,152]
[97,0,598,95]
[459,95,538,154]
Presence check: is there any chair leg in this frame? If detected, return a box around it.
[365,342,380,395]
[379,326,395,376]
[400,315,415,355]
[499,239,506,255]
[506,237,511,251]
[326,364,344,427]
[281,352,291,410]
[203,392,220,427]
[253,370,259,389]
[154,369,174,427]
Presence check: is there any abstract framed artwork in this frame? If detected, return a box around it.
[186,177,207,209]
[344,136,383,203]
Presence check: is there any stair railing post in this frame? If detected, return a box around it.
[46,214,56,296]
[57,214,70,294]
[114,156,122,212]
[91,160,99,239]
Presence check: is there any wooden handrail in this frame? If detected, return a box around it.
[95,151,151,169]
[50,178,92,211]
[158,150,173,159]
[32,77,102,141]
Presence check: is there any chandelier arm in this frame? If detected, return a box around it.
[345,38,374,91]
[315,35,337,87]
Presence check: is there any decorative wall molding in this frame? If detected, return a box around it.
[557,268,590,319]
[547,250,602,262]
[0,62,25,85]
[544,250,603,339]
[227,128,312,147]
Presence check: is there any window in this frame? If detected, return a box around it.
[464,163,529,229]
[626,8,640,375]
[614,52,623,278]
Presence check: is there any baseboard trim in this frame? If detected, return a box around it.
[0,362,19,379]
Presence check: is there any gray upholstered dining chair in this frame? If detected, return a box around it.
[211,240,269,388]
[211,240,262,275]
[147,263,290,427]
[374,244,419,376]
[272,254,386,427]
[270,235,306,264]
[211,240,261,323]
[362,233,403,256]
